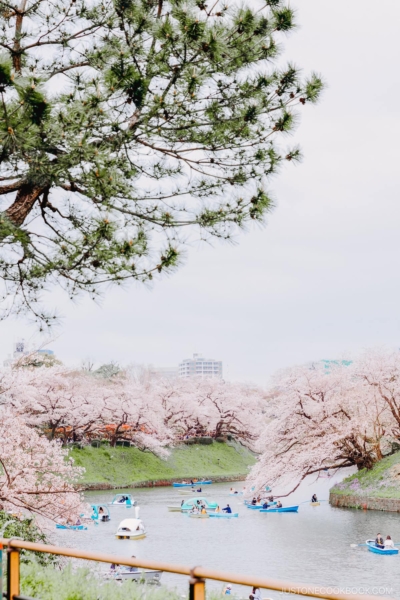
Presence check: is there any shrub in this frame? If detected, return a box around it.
[20,563,183,600]
[197,437,213,445]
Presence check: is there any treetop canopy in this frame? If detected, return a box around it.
[0,0,323,324]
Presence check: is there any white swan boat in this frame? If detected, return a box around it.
[115,518,146,540]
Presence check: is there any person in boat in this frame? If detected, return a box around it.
[127,555,139,572]
[311,494,318,503]
[375,533,384,549]
[384,535,395,549]
[262,501,269,509]
[190,480,194,485]
[249,586,261,600]
[251,497,257,506]
[268,496,274,502]
[276,501,282,508]
[222,504,232,514]
[75,518,81,526]
[197,488,202,492]
[201,507,207,514]
[181,500,184,507]
[99,507,104,514]
[215,505,220,513]
[118,496,126,503]
[223,584,232,595]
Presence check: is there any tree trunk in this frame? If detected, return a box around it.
[5,185,46,226]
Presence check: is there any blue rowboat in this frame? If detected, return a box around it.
[56,524,87,530]
[247,502,277,510]
[173,481,212,487]
[366,540,399,555]
[209,512,239,518]
[259,505,299,513]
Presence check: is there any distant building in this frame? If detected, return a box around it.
[179,353,223,379]
[3,339,27,367]
[3,341,56,368]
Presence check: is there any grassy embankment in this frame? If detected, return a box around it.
[70,442,256,489]
[330,451,400,499]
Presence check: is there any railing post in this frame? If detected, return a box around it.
[7,545,20,600]
[189,568,205,600]
[0,542,3,599]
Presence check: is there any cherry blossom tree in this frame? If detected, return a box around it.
[151,376,266,448]
[0,408,85,520]
[2,367,105,443]
[249,359,392,497]
[355,349,400,441]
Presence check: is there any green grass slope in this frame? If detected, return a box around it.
[331,451,400,499]
[69,442,256,489]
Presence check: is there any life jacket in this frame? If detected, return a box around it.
[376,536,384,546]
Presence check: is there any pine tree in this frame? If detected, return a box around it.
[0,0,323,324]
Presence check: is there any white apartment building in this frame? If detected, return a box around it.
[179,353,223,379]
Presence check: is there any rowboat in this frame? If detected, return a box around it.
[366,540,399,555]
[310,502,320,507]
[56,524,87,530]
[259,505,299,513]
[189,512,209,519]
[173,480,212,487]
[209,512,239,518]
[110,568,163,583]
[247,502,277,510]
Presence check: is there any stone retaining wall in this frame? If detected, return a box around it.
[330,492,400,512]
[81,473,246,491]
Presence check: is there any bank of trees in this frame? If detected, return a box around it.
[250,350,400,496]
[1,367,267,451]
[0,365,266,518]
[7,347,400,517]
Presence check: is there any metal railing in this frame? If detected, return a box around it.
[0,538,388,600]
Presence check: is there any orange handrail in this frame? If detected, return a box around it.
[0,538,390,600]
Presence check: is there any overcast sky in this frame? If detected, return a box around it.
[1,0,399,384]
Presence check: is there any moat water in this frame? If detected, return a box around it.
[53,474,400,598]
